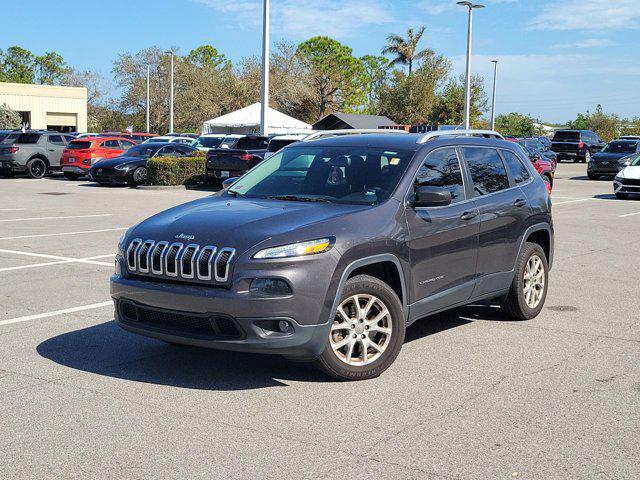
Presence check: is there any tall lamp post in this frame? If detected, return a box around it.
[490,59,498,131]
[146,65,150,133]
[259,0,270,136]
[164,51,174,134]
[457,1,484,130]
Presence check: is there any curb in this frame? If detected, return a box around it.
[138,185,186,190]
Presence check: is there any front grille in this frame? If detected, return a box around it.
[118,301,242,339]
[621,178,640,186]
[126,238,235,286]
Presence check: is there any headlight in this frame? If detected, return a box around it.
[117,229,130,255]
[114,164,128,171]
[253,238,333,259]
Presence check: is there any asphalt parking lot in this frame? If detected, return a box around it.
[1,166,639,479]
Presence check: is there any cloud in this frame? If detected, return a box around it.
[552,38,617,49]
[420,0,518,15]
[530,0,640,30]
[195,0,396,40]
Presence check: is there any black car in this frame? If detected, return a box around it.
[551,130,605,163]
[518,138,557,170]
[112,130,553,381]
[536,136,552,149]
[587,140,640,179]
[89,143,196,186]
[205,135,270,182]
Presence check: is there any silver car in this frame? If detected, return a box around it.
[0,131,74,178]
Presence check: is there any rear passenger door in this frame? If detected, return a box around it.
[459,146,532,297]
[405,147,480,317]
[46,135,67,167]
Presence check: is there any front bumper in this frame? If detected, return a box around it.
[89,168,128,185]
[0,160,24,173]
[589,162,624,176]
[614,178,640,195]
[62,165,89,174]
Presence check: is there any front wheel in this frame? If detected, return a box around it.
[501,242,549,320]
[583,150,591,164]
[131,166,147,186]
[26,158,47,179]
[587,172,599,180]
[313,274,405,381]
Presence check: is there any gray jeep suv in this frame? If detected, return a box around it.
[0,131,74,178]
[111,131,553,381]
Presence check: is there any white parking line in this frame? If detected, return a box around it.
[0,227,127,241]
[0,301,113,327]
[0,254,115,273]
[553,198,594,206]
[0,214,112,223]
[619,211,640,218]
[0,248,114,266]
[0,208,27,212]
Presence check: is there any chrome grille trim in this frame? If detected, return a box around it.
[214,247,236,283]
[126,238,143,271]
[150,241,169,275]
[196,246,217,281]
[138,240,155,273]
[164,242,184,277]
[180,243,200,279]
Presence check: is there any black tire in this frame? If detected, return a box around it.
[615,192,628,200]
[64,172,80,180]
[587,172,599,180]
[26,158,47,179]
[542,175,552,191]
[501,242,549,320]
[313,274,405,381]
[131,166,147,186]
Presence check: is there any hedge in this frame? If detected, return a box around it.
[147,151,206,186]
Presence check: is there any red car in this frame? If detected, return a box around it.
[507,138,554,192]
[61,136,137,179]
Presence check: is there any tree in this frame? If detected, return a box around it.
[382,26,431,75]
[0,104,21,129]
[567,105,619,141]
[495,112,540,137]
[0,46,36,83]
[35,52,69,85]
[360,55,389,114]
[296,36,365,120]
[187,45,228,69]
[430,75,488,128]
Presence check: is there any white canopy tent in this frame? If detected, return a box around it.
[202,103,312,135]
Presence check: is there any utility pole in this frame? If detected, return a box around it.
[164,51,175,134]
[146,65,150,133]
[259,0,270,136]
[457,2,485,129]
[490,60,498,131]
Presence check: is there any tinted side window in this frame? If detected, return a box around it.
[238,137,268,150]
[118,140,135,149]
[415,148,465,204]
[103,140,121,149]
[501,150,531,184]
[461,147,510,196]
[48,135,65,145]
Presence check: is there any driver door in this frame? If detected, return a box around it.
[405,147,480,319]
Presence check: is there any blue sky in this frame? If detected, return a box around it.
[4,0,640,123]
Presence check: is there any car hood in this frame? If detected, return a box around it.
[593,152,632,161]
[126,195,371,255]
[93,156,147,168]
[618,166,640,179]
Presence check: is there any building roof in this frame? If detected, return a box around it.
[312,112,397,130]
[203,103,312,134]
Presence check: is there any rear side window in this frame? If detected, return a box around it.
[461,147,510,196]
[415,147,465,204]
[48,135,65,145]
[501,150,531,184]
[15,133,41,144]
[237,137,268,150]
[553,131,580,141]
[68,141,92,150]
[102,140,121,149]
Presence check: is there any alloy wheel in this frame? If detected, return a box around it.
[329,294,392,366]
[523,254,545,309]
[31,160,46,178]
[133,167,147,184]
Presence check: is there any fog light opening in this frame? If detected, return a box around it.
[278,320,293,334]
[249,278,292,296]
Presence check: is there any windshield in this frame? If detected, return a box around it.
[228,146,415,205]
[194,136,225,148]
[519,139,544,152]
[632,155,640,166]
[118,143,164,157]
[601,141,637,153]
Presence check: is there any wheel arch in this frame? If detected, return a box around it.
[519,224,553,269]
[28,154,50,167]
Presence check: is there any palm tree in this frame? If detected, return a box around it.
[382,26,431,75]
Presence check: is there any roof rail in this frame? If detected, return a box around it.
[303,129,408,142]
[416,129,505,144]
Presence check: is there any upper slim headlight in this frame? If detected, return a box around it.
[253,238,333,259]
[114,164,128,171]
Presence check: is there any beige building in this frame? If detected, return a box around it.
[0,82,88,133]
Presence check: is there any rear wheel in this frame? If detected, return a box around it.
[63,172,80,180]
[26,158,47,179]
[314,275,405,381]
[501,242,548,320]
[131,166,147,186]
[615,192,628,200]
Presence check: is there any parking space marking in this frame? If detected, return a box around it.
[553,198,594,206]
[0,301,113,327]
[0,227,127,241]
[0,208,27,212]
[0,254,115,273]
[0,248,114,267]
[0,214,112,223]
[619,211,640,218]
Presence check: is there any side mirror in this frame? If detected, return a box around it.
[412,185,452,208]
[222,177,240,189]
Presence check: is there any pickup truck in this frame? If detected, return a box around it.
[0,131,75,178]
[551,129,605,163]
[205,135,269,182]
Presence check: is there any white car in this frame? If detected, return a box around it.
[264,134,310,159]
[192,134,227,151]
[76,133,99,139]
[613,154,640,199]
[141,136,193,145]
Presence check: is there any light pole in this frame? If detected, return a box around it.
[164,50,174,134]
[146,65,150,133]
[259,0,270,136]
[490,60,498,131]
[457,1,484,130]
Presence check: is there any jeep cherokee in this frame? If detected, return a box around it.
[111,130,553,381]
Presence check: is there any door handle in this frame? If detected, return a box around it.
[460,211,478,221]
[514,199,527,208]
[48,149,55,152]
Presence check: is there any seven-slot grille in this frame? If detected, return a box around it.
[126,238,235,285]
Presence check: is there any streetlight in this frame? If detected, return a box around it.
[457,1,484,130]
[164,50,174,134]
[490,59,498,131]
[259,0,270,136]
[146,65,150,133]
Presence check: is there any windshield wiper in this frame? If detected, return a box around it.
[227,190,245,198]
[266,195,333,203]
